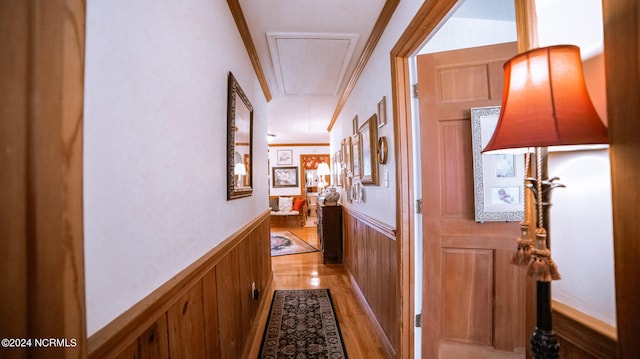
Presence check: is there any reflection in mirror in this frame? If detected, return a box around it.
[227,72,253,200]
[305,169,318,190]
[301,155,330,194]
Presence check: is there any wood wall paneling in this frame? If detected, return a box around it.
[342,209,398,356]
[552,301,617,359]
[114,342,139,359]
[114,314,171,359]
[202,269,221,359]
[167,282,207,358]
[138,315,170,359]
[239,239,255,335]
[555,338,599,359]
[88,213,272,359]
[238,230,270,336]
[256,227,272,301]
[216,246,244,358]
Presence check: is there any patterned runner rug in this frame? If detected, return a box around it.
[270,231,318,257]
[258,289,348,359]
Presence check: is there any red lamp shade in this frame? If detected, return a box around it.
[483,45,608,152]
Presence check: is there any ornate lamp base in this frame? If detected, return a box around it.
[531,327,560,359]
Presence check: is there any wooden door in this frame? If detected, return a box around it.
[418,42,526,358]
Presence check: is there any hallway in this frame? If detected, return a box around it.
[247,225,392,358]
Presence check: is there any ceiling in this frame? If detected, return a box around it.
[235,0,516,145]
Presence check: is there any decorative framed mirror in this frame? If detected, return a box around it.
[227,72,253,200]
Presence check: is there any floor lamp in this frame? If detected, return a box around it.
[482,45,609,358]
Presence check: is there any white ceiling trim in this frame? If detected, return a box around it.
[267,32,360,96]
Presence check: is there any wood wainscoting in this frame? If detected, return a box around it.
[342,207,399,357]
[553,301,617,359]
[88,210,273,359]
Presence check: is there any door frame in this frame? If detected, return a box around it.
[0,0,87,354]
[390,1,538,357]
[602,0,640,357]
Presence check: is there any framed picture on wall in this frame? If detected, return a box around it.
[272,166,299,187]
[359,114,379,185]
[333,151,343,187]
[352,132,361,179]
[276,149,293,165]
[352,115,359,135]
[377,96,387,128]
[342,137,352,175]
[470,106,525,222]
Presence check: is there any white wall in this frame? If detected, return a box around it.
[83,0,268,335]
[536,0,604,58]
[548,150,616,326]
[329,1,430,227]
[420,17,517,54]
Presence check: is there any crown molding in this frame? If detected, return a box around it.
[227,0,272,102]
[327,0,400,131]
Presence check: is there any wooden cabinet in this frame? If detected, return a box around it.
[316,204,342,264]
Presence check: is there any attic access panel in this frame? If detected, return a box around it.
[267,32,360,95]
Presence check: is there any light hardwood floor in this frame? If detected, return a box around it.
[246,224,392,358]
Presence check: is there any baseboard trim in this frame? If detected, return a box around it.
[346,271,397,358]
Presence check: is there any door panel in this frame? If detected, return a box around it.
[441,248,493,345]
[438,64,490,103]
[418,42,526,358]
[441,120,474,216]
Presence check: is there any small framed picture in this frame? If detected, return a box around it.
[352,133,361,179]
[377,96,387,128]
[276,149,293,165]
[333,151,343,187]
[352,115,359,135]
[342,137,352,175]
